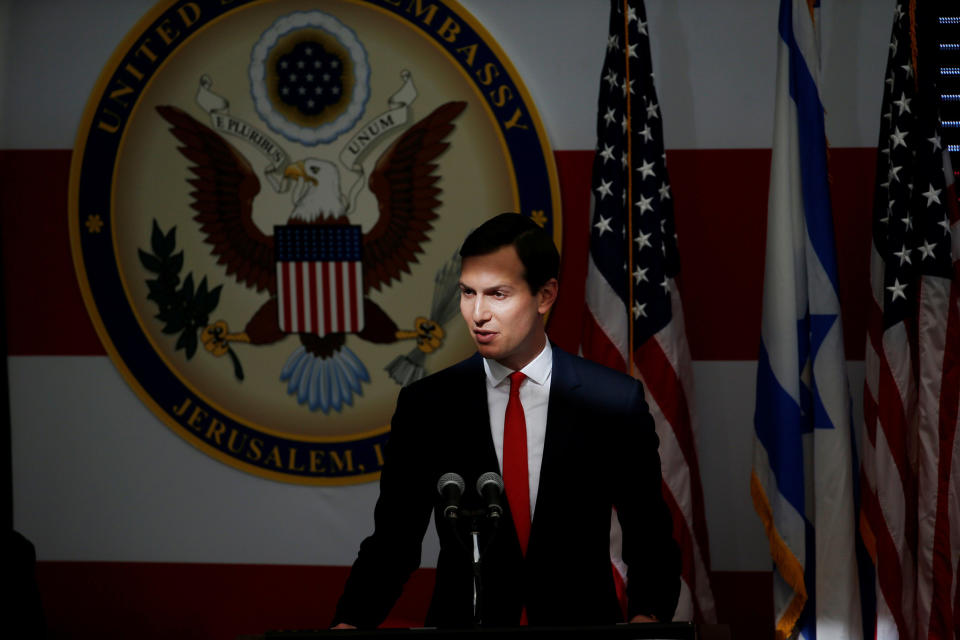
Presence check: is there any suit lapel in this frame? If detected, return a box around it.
[459,353,500,478]
[458,349,582,556]
[454,354,515,555]
[528,347,581,553]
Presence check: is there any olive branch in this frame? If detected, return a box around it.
[138,220,244,380]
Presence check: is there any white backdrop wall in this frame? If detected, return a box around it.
[3,0,893,578]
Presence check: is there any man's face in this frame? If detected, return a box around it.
[459,245,557,371]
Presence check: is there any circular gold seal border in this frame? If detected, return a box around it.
[68,0,562,485]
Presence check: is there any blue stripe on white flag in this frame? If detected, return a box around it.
[754,342,806,514]
[778,1,840,294]
[752,2,862,640]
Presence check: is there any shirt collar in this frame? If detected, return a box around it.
[483,339,552,388]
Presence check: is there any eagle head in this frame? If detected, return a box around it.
[284,159,346,222]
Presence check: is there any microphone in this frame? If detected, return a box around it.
[437,472,465,521]
[476,472,504,520]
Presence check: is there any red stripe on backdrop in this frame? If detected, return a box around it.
[35,562,434,640]
[32,561,771,639]
[0,150,100,355]
[2,148,874,358]
[549,148,875,361]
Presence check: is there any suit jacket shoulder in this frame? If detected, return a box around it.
[403,352,485,396]
[549,346,649,422]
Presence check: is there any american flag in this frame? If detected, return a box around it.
[274,224,365,336]
[580,0,715,622]
[862,2,960,639]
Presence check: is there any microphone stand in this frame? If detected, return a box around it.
[447,507,499,626]
[471,524,482,624]
[440,472,504,626]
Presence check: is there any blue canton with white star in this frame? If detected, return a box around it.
[874,1,955,330]
[274,225,362,262]
[590,0,681,345]
[275,41,344,116]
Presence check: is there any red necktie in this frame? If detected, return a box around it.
[503,371,530,626]
[503,371,530,555]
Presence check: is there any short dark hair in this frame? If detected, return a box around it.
[459,212,559,293]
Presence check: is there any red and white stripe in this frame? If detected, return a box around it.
[276,260,364,335]
[916,159,960,640]
[863,152,960,640]
[863,237,918,639]
[584,253,716,622]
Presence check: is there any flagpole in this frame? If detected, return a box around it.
[621,0,635,376]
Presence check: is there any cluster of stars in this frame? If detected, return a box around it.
[275,42,344,116]
[589,1,680,330]
[275,225,362,262]
[875,2,955,317]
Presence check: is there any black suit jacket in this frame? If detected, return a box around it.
[333,346,680,627]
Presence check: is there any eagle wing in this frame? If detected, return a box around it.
[364,101,467,292]
[156,105,276,295]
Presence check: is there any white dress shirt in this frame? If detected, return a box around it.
[483,340,552,520]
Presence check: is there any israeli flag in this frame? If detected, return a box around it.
[750,2,862,640]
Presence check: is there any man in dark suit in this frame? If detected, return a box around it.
[332,213,680,628]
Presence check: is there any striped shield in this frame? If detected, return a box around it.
[274,224,365,336]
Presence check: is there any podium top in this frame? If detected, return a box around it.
[259,622,698,640]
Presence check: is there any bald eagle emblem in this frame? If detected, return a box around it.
[153,85,466,414]
[70,1,560,483]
